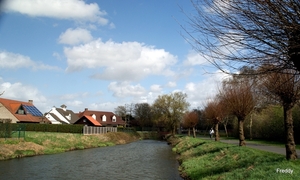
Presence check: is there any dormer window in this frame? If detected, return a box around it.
[112,115,116,122]
[18,109,25,115]
[102,115,106,122]
[92,114,96,120]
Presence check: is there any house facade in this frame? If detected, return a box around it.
[44,104,78,124]
[75,108,125,127]
[0,98,46,123]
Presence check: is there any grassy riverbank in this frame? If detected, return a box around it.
[169,136,300,180]
[0,131,140,160]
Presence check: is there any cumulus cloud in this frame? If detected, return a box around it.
[58,28,93,45]
[166,81,177,88]
[3,0,108,25]
[0,79,48,111]
[184,70,230,108]
[150,84,163,92]
[108,81,146,98]
[183,51,209,66]
[0,51,60,70]
[64,39,177,81]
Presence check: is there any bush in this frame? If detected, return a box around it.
[15,123,84,134]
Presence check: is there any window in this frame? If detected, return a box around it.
[92,114,96,120]
[18,109,25,115]
[112,115,116,122]
[102,115,106,122]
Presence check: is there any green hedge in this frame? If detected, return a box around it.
[11,123,84,134]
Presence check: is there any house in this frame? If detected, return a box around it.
[0,98,47,123]
[75,108,125,127]
[44,104,78,124]
[73,115,102,126]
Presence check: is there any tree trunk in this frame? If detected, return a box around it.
[238,119,246,146]
[214,123,220,141]
[223,123,228,137]
[250,113,253,140]
[192,126,196,138]
[188,128,191,136]
[283,104,298,160]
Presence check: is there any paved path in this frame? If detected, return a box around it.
[198,135,299,158]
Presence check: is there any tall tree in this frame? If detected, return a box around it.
[133,103,153,129]
[183,0,300,73]
[260,68,300,160]
[219,79,255,146]
[152,92,190,135]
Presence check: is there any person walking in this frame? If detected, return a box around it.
[209,128,214,139]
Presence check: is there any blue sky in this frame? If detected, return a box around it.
[0,0,227,113]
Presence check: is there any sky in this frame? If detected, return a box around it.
[0,0,228,114]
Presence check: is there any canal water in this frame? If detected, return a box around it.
[0,140,183,180]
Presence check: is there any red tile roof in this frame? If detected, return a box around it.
[77,110,125,126]
[0,98,44,123]
[84,115,102,126]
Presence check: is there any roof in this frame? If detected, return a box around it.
[79,115,102,126]
[77,109,125,126]
[0,97,45,123]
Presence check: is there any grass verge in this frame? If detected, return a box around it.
[169,136,300,180]
[0,131,140,160]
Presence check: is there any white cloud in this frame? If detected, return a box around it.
[108,81,146,98]
[150,84,163,92]
[166,81,177,88]
[4,0,108,25]
[0,79,48,112]
[58,28,93,45]
[0,51,60,70]
[184,70,230,109]
[183,51,209,66]
[64,39,177,81]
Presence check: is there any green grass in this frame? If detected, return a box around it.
[0,131,140,160]
[171,136,300,180]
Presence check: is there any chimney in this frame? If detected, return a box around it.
[61,104,67,111]
[28,100,33,104]
[85,108,88,111]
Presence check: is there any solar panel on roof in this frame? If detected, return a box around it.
[23,105,43,117]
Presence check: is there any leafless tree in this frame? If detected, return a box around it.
[182,111,199,138]
[204,99,222,141]
[259,68,300,160]
[219,79,255,146]
[183,0,300,74]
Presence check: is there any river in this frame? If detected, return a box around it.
[0,140,183,180]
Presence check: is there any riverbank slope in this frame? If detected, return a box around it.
[168,136,300,180]
[0,131,140,160]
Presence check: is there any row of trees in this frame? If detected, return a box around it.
[202,66,300,160]
[114,92,190,135]
[182,0,300,161]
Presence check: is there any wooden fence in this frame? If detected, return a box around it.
[83,126,117,135]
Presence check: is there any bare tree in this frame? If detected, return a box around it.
[219,79,255,146]
[183,0,300,74]
[204,99,222,141]
[182,111,199,138]
[259,68,300,160]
